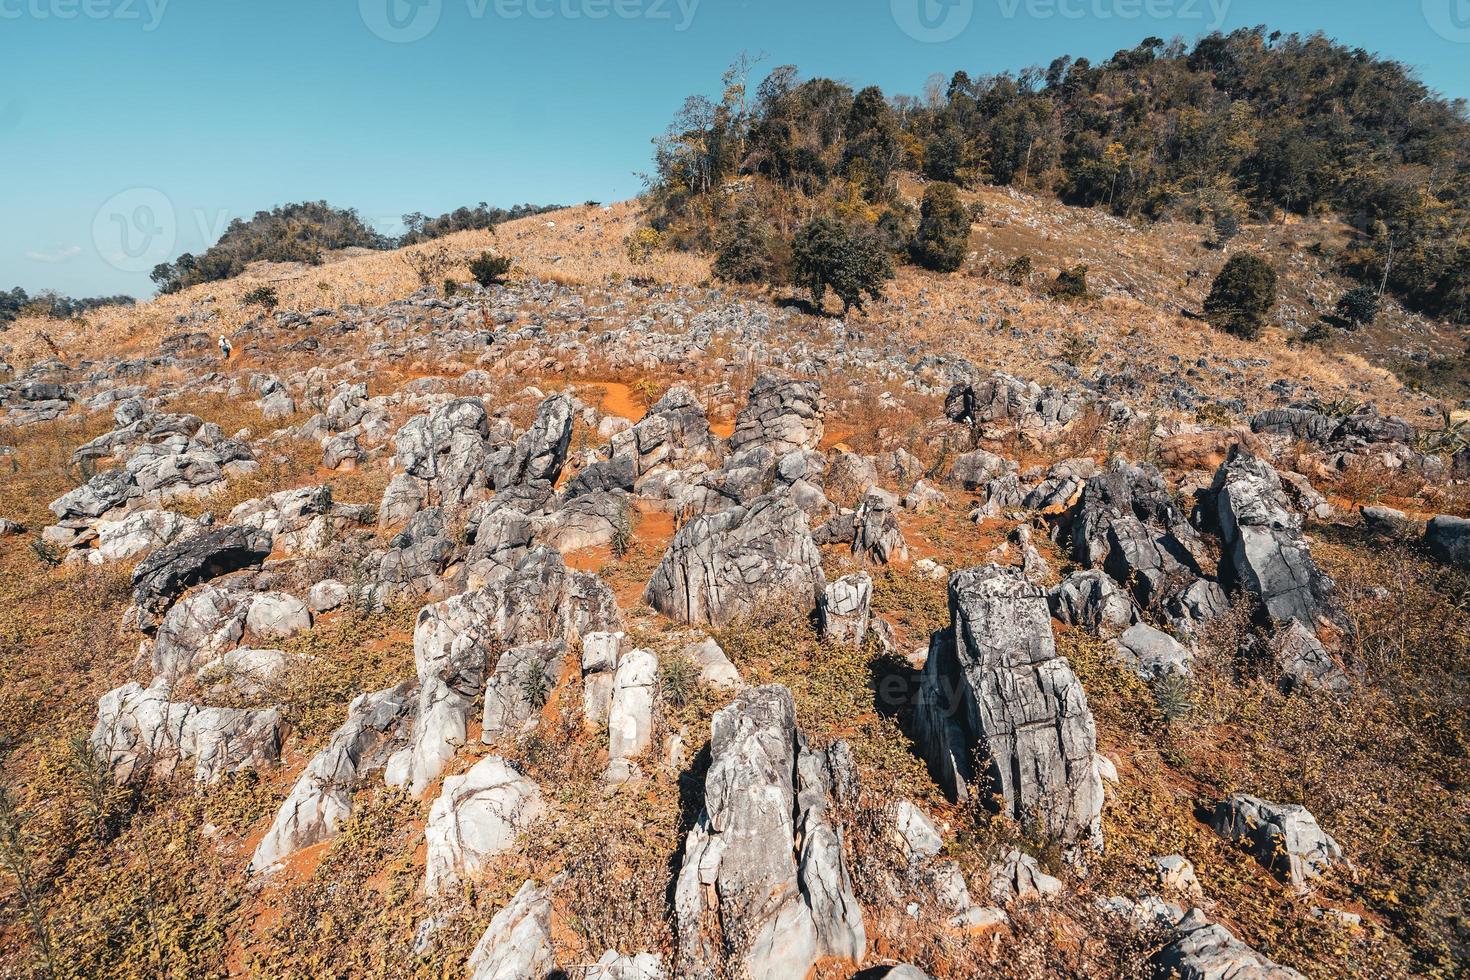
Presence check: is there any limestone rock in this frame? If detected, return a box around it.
[466,880,557,979]
[819,573,873,646]
[914,566,1104,850]
[425,756,544,896]
[645,493,825,627]
[1210,793,1342,891]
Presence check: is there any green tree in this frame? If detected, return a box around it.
[713,208,779,284]
[911,182,971,272]
[1334,285,1380,328]
[1205,253,1278,339]
[791,215,893,314]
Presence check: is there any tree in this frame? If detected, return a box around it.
[911,182,971,272]
[1335,285,1380,328]
[713,208,779,285]
[469,252,513,287]
[1204,253,1278,339]
[791,215,893,314]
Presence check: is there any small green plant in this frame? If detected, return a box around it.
[1004,254,1033,286]
[624,227,663,265]
[469,251,513,287]
[1414,409,1470,457]
[1059,332,1092,367]
[29,536,61,568]
[659,654,698,709]
[610,501,635,560]
[1152,671,1194,722]
[442,278,458,297]
[520,660,551,711]
[242,285,279,311]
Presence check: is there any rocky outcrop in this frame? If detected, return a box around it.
[852,487,908,564]
[915,566,1104,850]
[819,572,873,646]
[90,680,283,785]
[1047,569,1137,635]
[674,686,864,979]
[605,647,658,782]
[424,756,544,896]
[481,640,567,742]
[728,375,824,457]
[1111,623,1192,681]
[130,524,273,626]
[489,393,575,490]
[1155,908,1306,979]
[644,493,825,626]
[1210,793,1343,891]
[466,880,557,980]
[1059,460,1203,609]
[1426,514,1470,569]
[249,683,415,874]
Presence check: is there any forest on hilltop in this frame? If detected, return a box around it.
[648,27,1470,323]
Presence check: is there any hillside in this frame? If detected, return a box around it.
[2,179,1470,980]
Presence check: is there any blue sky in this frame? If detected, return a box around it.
[3,0,1468,298]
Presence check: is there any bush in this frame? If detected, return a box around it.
[1004,254,1033,286]
[1048,264,1089,300]
[1204,252,1278,339]
[398,202,559,246]
[241,285,278,310]
[469,251,513,288]
[1212,210,1241,246]
[1336,285,1380,328]
[910,182,971,273]
[791,215,894,315]
[712,208,778,285]
[624,228,663,265]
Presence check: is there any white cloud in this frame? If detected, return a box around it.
[26,245,81,263]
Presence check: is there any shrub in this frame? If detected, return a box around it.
[712,209,778,285]
[1048,264,1089,300]
[659,654,698,709]
[1335,285,1380,328]
[469,251,513,287]
[1204,252,1278,339]
[910,182,971,273]
[401,242,454,289]
[791,215,894,315]
[1212,210,1241,245]
[1004,254,1033,286]
[241,285,278,310]
[624,228,663,265]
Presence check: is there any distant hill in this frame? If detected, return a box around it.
[649,28,1470,323]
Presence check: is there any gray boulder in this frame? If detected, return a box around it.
[728,375,823,457]
[674,686,864,979]
[1210,448,1346,638]
[248,682,415,874]
[819,573,874,646]
[481,640,568,742]
[1210,793,1343,890]
[852,488,908,564]
[914,566,1103,850]
[1111,623,1192,681]
[1426,514,1470,569]
[130,524,272,625]
[424,756,545,896]
[1047,570,1137,635]
[490,393,575,490]
[466,880,557,980]
[1155,908,1306,979]
[645,493,825,627]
